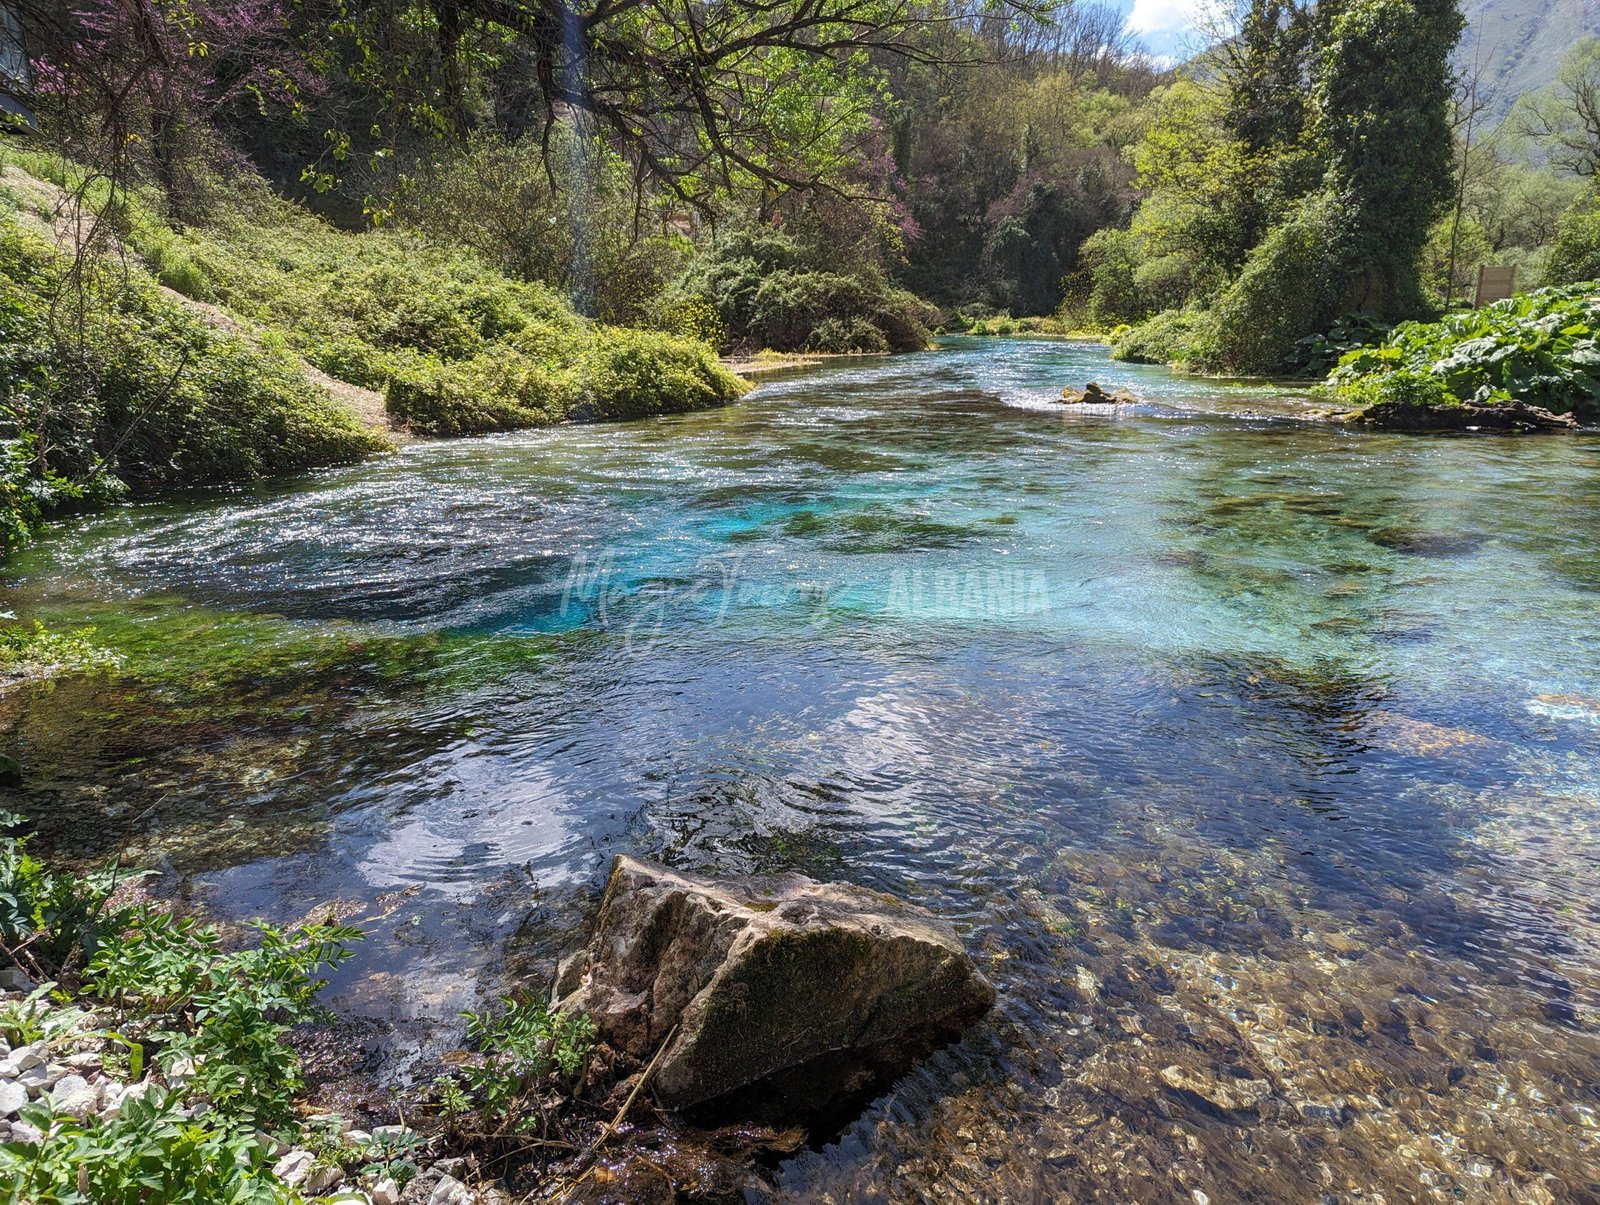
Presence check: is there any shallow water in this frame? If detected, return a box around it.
[7,337,1600,1201]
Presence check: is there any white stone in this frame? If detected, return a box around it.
[272,1150,317,1187]
[50,1074,98,1119]
[18,1063,58,1094]
[64,1051,102,1071]
[10,1043,45,1072]
[344,1128,372,1148]
[371,1178,401,1205]
[371,1124,411,1141]
[0,1080,27,1118]
[427,1176,472,1205]
[304,1163,344,1194]
[9,1119,42,1144]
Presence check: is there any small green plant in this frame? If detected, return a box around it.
[354,1126,425,1186]
[432,994,594,1141]
[0,810,130,978]
[82,908,361,1130]
[0,1092,300,1205]
[0,981,85,1048]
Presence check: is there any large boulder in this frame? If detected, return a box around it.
[553,856,995,1120]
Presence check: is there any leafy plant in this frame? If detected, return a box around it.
[353,1127,424,1186]
[0,811,129,979]
[0,982,87,1048]
[86,906,361,1130]
[0,1092,300,1205]
[1329,284,1600,418]
[432,994,594,1141]
[1290,311,1392,376]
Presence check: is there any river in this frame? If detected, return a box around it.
[6,338,1600,1200]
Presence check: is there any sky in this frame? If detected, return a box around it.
[1115,0,1215,63]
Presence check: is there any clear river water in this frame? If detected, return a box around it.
[6,337,1600,1201]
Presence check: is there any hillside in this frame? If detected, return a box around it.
[1461,0,1600,112]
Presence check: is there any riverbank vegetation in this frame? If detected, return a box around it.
[0,809,619,1202]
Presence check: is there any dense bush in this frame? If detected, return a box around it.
[665,229,936,354]
[1547,187,1600,287]
[1328,284,1600,419]
[1109,307,1214,368]
[386,326,748,437]
[0,226,386,556]
[1202,190,1356,374]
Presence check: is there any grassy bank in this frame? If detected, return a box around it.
[0,153,750,556]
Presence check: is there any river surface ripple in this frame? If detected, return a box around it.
[7,338,1600,1201]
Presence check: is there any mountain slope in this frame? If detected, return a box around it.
[1460,0,1600,112]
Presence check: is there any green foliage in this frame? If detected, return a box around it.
[1329,284,1600,418]
[386,326,748,436]
[433,994,594,1140]
[0,812,128,978]
[1204,190,1357,374]
[1109,307,1215,368]
[1290,311,1393,377]
[1548,186,1600,287]
[0,223,386,557]
[0,1092,298,1205]
[393,133,686,325]
[0,620,120,678]
[0,983,88,1050]
[85,907,361,1130]
[668,229,935,354]
[1102,0,1464,375]
[575,328,752,421]
[147,187,748,438]
[1311,0,1462,320]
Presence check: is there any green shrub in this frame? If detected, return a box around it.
[0,809,130,978]
[433,994,594,1141]
[670,229,934,353]
[84,905,360,1130]
[575,327,750,421]
[386,352,576,436]
[1,1092,299,1205]
[1111,307,1215,367]
[807,315,890,353]
[0,226,387,551]
[1547,187,1600,287]
[1329,284,1600,418]
[1203,190,1355,374]
[387,326,747,436]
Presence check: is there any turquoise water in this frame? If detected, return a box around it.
[7,338,1600,1199]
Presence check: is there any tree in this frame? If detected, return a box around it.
[1311,0,1464,318]
[19,0,318,210]
[1515,37,1600,178]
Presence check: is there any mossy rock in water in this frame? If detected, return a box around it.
[1354,396,1578,433]
[553,855,994,1124]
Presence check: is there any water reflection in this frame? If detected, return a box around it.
[5,340,1600,1199]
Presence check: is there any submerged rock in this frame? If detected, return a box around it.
[1059,381,1137,405]
[553,855,995,1120]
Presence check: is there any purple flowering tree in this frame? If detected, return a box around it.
[20,0,318,206]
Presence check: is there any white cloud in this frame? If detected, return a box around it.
[1123,0,1211,37]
